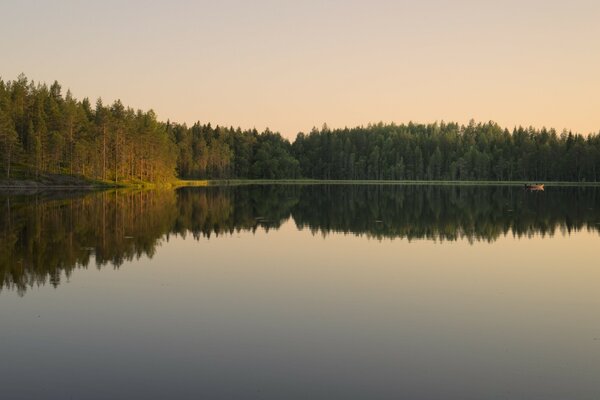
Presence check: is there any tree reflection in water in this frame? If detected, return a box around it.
[1,185,599,294]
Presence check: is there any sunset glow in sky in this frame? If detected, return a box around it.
[3,0,599,138]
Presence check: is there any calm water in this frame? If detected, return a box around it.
[1,185,599,399]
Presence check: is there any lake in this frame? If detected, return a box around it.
[1,184,599,399]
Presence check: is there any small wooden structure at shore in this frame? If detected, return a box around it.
[524,183,544,191]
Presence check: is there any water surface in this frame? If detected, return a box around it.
[1,185,599,399]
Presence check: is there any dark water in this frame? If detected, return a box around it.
[1,185,599,399]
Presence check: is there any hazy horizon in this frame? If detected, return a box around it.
[2,0,599,138]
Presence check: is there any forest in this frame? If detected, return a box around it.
[0,75,176,182]
[1,75,599,183]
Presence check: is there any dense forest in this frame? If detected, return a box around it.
[2,185,600,294]
[292,122,600,181]
[0,75,177,182]
[1,75,600,183]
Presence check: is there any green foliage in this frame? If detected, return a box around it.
[0,76,176,182]
[0,103,19,179]
[172,124,300,179]
[1,76,599,183]
[292,121,600,182]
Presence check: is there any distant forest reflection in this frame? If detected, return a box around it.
[1,185,599,293]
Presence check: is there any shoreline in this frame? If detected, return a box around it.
[180,179,600,187]
[3,178,600,191]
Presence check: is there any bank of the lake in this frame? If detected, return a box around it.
[184,179,600,187]
[3,177,600,190]
[0,171,181,190]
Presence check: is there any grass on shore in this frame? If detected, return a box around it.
[177,179,600,187]
[0,165,187,190]
[2,165,599,190]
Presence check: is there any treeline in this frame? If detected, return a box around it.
[293,122,600,181]
[170,121,600,182]
[171,123,300,179]
[0,75,176,182]
[2,75,600,182]
[169,121,600,182]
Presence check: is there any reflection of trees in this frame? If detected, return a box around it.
[0,191,178,294]
[292,185,600,242]
[173,186,298,239]
[1,185,599,293]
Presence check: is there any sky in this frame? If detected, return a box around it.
[1,0,599,138]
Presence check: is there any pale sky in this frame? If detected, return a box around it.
[2,0,599,138]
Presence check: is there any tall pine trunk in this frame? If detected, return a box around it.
[6,142,11,179]
[102,125,106,180]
